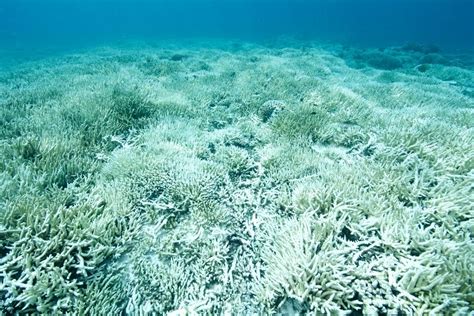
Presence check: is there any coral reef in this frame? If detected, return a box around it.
[0,40,473,314]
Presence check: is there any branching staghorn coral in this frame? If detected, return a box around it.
[0,184,139,313]
[0,40,472,315]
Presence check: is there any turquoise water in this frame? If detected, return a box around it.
[1,0,474,53]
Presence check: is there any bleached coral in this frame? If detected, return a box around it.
[0,40,472,314]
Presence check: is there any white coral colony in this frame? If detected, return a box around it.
[1,42,473,315]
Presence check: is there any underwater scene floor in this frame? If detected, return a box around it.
[1,40,473,315]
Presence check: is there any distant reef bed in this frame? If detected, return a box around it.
[1,40,473,315]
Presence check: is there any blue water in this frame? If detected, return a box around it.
[1,0,473,54]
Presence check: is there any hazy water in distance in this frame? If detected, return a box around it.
[0,0,473,57]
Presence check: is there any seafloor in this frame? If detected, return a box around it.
[0,40,473,315]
